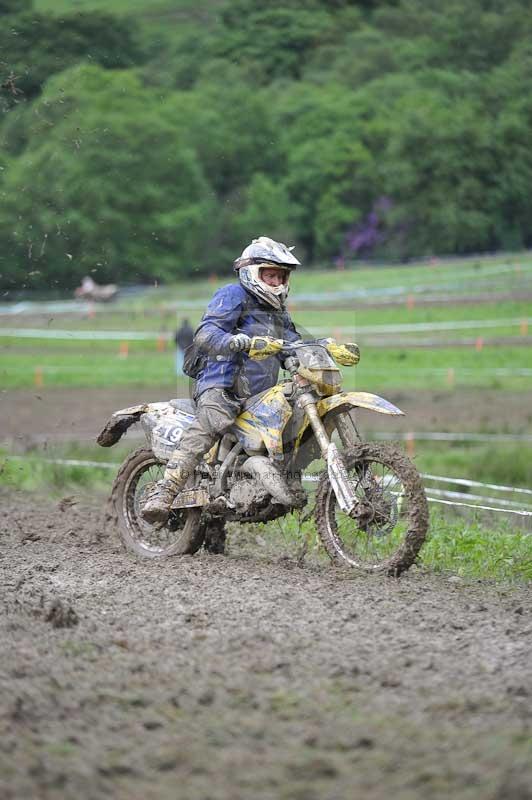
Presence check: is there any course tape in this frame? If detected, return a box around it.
[376,431,532,443]
[421,473,532,495]
[425,497,532,517]
[3,455,531,518]
[1,316,531,340]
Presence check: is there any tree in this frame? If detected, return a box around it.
[0,9,144,108]
[0,0,31,13]
[273,84,377,261]
[0,65,217,291]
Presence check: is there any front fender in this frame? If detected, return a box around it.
[292,391,403,458]
[317,391,404,417]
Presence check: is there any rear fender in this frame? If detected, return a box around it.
[96,401,195,449]
[96,408,144,447]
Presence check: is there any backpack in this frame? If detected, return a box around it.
[182,290,254,380]
[182,340,206,379]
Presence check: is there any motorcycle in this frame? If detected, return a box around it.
[97,337,429,575]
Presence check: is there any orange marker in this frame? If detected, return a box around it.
[446,367,455,388]
[406,431,415,457]
[34,366,44,388]
[475,337,484,352]
[520,320,528,336]
[156,335,166,352]
[119,341,129,359]
[407,294,415,310]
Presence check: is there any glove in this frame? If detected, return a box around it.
[229,333,252,352]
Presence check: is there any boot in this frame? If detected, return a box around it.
[140,478,182,525]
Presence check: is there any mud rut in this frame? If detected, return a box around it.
[1,488,531,800]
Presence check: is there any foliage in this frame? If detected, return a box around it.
[2,0,532,287]
[0,66,216,288]
[0,0,31,12]
[0,6,144,108]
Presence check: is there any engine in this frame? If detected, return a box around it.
[228,478,271,516]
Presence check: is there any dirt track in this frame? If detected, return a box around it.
[1,489,531,800]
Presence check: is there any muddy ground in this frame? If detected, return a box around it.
[1,489,531,800]
[2,385,531,447]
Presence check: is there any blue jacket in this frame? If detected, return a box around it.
[194,283,300,398]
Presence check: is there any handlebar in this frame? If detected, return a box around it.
[231,336,360,367]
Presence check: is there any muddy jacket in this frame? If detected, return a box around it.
[194,283,300,399]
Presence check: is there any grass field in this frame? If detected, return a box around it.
[1,341,530,391]
[2,255,532,391]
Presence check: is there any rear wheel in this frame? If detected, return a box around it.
[111,448,204,559]
[315,442,428,575]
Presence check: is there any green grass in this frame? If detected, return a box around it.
[253,507,532,583]
[2,298,531,337]
[0,452,114,495]
[0,347,185,389]
[113,256,532,311]
[412,442,532,489]
[351,345,532,391]
[2,340,530,390]
[421,514,532,582]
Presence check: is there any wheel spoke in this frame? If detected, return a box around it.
[331,457,410,568]
[125,457,190,554]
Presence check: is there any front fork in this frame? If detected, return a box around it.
[298,391,357,514]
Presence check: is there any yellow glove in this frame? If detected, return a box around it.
[248,336,284,360]
[325,340,360,366]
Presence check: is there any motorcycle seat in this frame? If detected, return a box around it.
[169,398,196,415]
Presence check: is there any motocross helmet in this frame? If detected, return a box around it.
[234,236,300,310]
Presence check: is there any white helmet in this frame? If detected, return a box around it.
[234,236,300,310]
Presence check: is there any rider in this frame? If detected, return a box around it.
[141,236,302,524]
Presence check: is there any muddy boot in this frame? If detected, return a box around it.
[140,479,180,525]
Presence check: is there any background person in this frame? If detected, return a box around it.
[174,318,194,375]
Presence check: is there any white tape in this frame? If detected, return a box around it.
[422,473,532,495]
[427,497,532,517]
[426,487,532,511]
[376,431,532,443]
[2,316,531,340]
[314,317,532,335]
[0,328,160,340]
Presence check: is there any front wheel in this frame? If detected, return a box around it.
[315,442,428,575]
[111,447,205,559]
